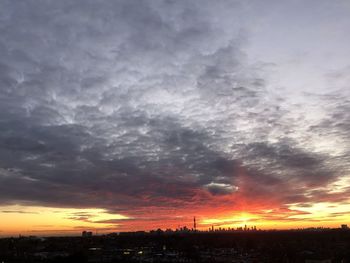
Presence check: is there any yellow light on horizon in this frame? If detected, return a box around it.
[201,212,259,227]
[0,205,129,236]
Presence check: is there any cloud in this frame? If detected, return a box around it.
[0,0,349,229]
[205,182,238,195]
[1,210,38,214]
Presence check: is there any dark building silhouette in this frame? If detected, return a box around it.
[82,231,93,237]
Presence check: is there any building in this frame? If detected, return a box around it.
[82,231,93,237]
[341,224,348,230]
[305,260,331,263]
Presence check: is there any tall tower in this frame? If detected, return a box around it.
[194,216,196,231]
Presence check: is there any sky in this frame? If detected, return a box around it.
[1,0,350,236]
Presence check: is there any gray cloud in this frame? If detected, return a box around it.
[0,0,349,221]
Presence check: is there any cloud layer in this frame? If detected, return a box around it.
[0,0,350,230]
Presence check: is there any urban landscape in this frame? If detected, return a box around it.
[1,225,350,263]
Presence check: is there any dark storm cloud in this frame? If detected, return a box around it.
[0,0,349,218]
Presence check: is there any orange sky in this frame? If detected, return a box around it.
[1,165,350,237]
[1,201,349,237]
[2,167,350,237]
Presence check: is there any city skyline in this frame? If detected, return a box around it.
[1,0,350,237]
